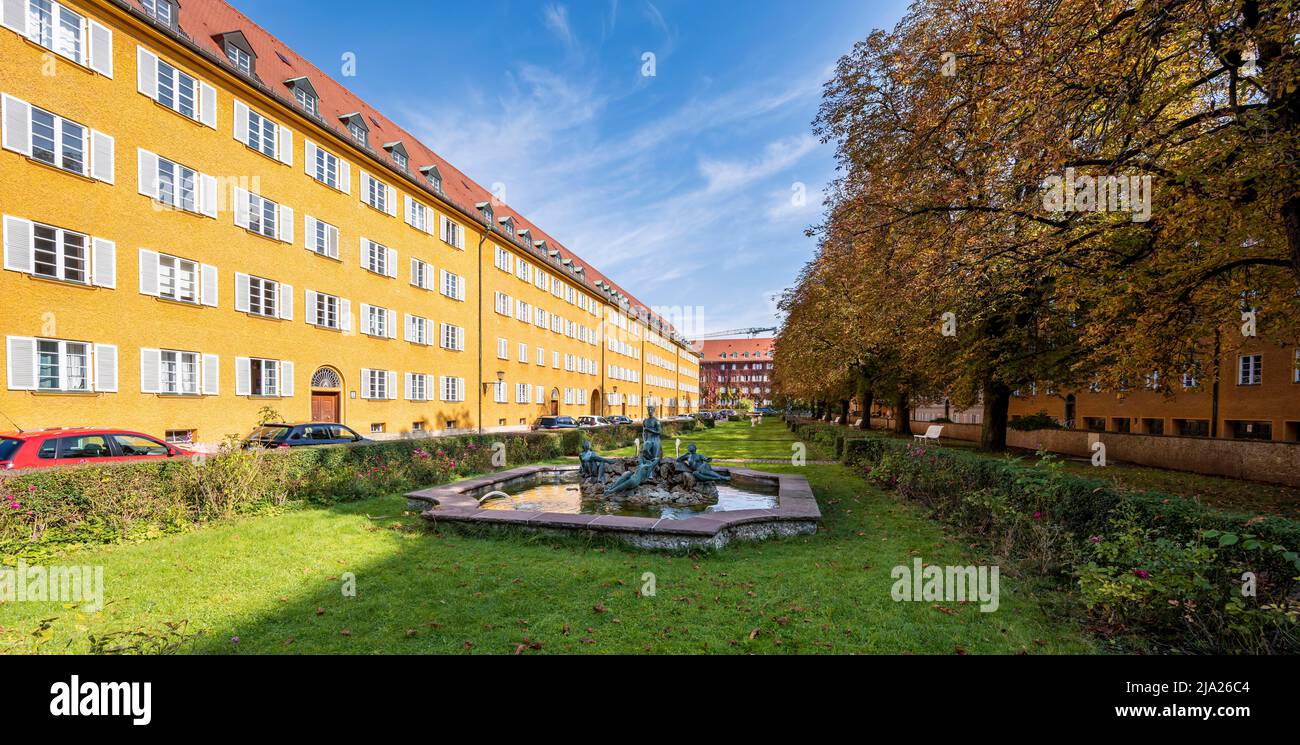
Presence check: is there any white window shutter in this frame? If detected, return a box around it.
[233,186,250,228]
[404,372,413,401]
[386,185,397,216]
[89,129,114,183]
[2,93,32,156]
[280,361,294,397]
[439,217,448,243]
[304,140,317,177]
[1,0,26,34]
[456,327,465,351]
[358,171,370,201]
[200,264,218,307]
[339,299,352,332]
[91,237,115,288]
[327,224,339,258]
[139,348,161,394]
[277,126,293,166]
[93,344,117,392]
[199,82,217,129]
[3,215,33,273]
[136,148,159,198]
[303,214,317,250]
[457,278,466,302]
[88,20,113,78]
[339,160,351,194]
[387,371,397,400]
[358,237,368,269]
[136,46,158,100]
[235,357,251,396]
[279,283,293,320]
[202,354,219,395]
[233,100,250,145]
[304,289,318,325]
[234,272,250,313]
[5,336,36,390]
[199,173,218,218]
[138,249,160,296]
[386,308,397,339]
[359,302,371,334]
[386,247,398,277]
[278,204,294,243]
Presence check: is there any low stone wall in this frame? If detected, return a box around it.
[859,417,1300,488]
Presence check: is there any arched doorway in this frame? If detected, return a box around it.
[310,366,343,422]
[549,387,560,416]
[590,389,601,415]
[1064,394,1077,430]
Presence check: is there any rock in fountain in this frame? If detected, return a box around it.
[578,405,729,507]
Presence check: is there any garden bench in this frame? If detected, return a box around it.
[913,424,944,444]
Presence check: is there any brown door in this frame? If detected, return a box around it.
[312,392,340,422]
[549,399,559,416]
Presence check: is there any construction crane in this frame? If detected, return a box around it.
[693,326,778,339]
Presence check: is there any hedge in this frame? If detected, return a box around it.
[0,420,696,561]
[837,435,1300,654]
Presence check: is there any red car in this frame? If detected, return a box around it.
[0,428,195,470]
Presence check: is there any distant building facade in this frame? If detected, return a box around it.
[693,338,775,408]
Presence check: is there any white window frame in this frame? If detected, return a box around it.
[1238,354,1262,386]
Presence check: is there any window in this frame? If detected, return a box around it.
[29,105,85,174]
[518,342,527,362]
[243,108,277,159]
[516,299,529,322]
[440,323,464,351]
[305,290,348,331]
[225,43,252,74]
[36,338,89,391]
[165,429,194,445]
[293,85,317,116]
[361,172,392,214]
[312,144,341,189]
[31,223,87,284]
[516,383,530,404]
[410,258,433,290]
[440,216,464,249]
[245,275,279,318]
[246,192,278,239]
[1229,420,1272,441]
[304,216,339,259]
[1238,354,1262,385]
[362,239,393,276]
[159,350,199,395]
[1294,349,1300,384]
[493,380,507,403]
[248,358,279,396]
[405,198,430,233]
[347,120,368,147]
[494,291,511,315]
[536,347,545,366]
[156,58,198,120]
[440,376,465,402]
[440,270,464,300]
[362,369,393,400]
[405,314,431,345]
[157,253,198,303]
[494,245,513,272]
[391,149,407,170]
[141,0,173,26]
[497,338,508,359]
[362,304,393,338]
[155,155,198,212]
[406,373,429,401]
[25,0,86,64]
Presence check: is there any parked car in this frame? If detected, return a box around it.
[694,411,715,421]
[606,415,633,425]
[242,422,370,449]
[575,415,611,427]
[755,407,777,416]
[533,416,579,430]
[0,428,194,470]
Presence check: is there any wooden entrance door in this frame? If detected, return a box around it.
[312,392,340,422]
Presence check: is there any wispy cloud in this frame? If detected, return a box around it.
[543,4,578,55]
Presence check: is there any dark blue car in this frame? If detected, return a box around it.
[534,416,579,430]
[243,422,371,448]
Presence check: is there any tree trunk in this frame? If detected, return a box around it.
[858,388,873,430]
[1285,195,1300,285]
[836,399,849,425]
[980,380,1011,452]
[1210,330,1221,438]
[893,392,912,435]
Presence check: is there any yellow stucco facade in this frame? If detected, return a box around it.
[0,0,698,448]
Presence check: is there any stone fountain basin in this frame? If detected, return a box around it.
[406,465,820,550]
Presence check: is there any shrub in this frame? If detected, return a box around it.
[0,421,696,560]
[834,433,1300,653]
[1007,411,1063,431]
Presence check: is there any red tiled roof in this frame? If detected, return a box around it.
[119,0,675,334]
[693,338,775,361]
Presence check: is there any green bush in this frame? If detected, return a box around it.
[837,434,1300,653]
[1008,411,1063,431]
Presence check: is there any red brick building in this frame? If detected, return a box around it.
[693,338,775,408]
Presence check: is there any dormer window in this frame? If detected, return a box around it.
[477,201,494,224]
[498,216,515,237]
[383,142,409,171]
[419,165,442,194]
[142,0,176,27]
[533,239,548,254]
[285,77,319,117]
[214,31,257,77]
[340,113,368,148]
[517,228,531,244]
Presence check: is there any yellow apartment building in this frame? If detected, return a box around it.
[1,0,698,448]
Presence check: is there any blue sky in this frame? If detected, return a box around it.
[228,0,909,335]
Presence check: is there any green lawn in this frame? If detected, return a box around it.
[0,421,1096,654]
